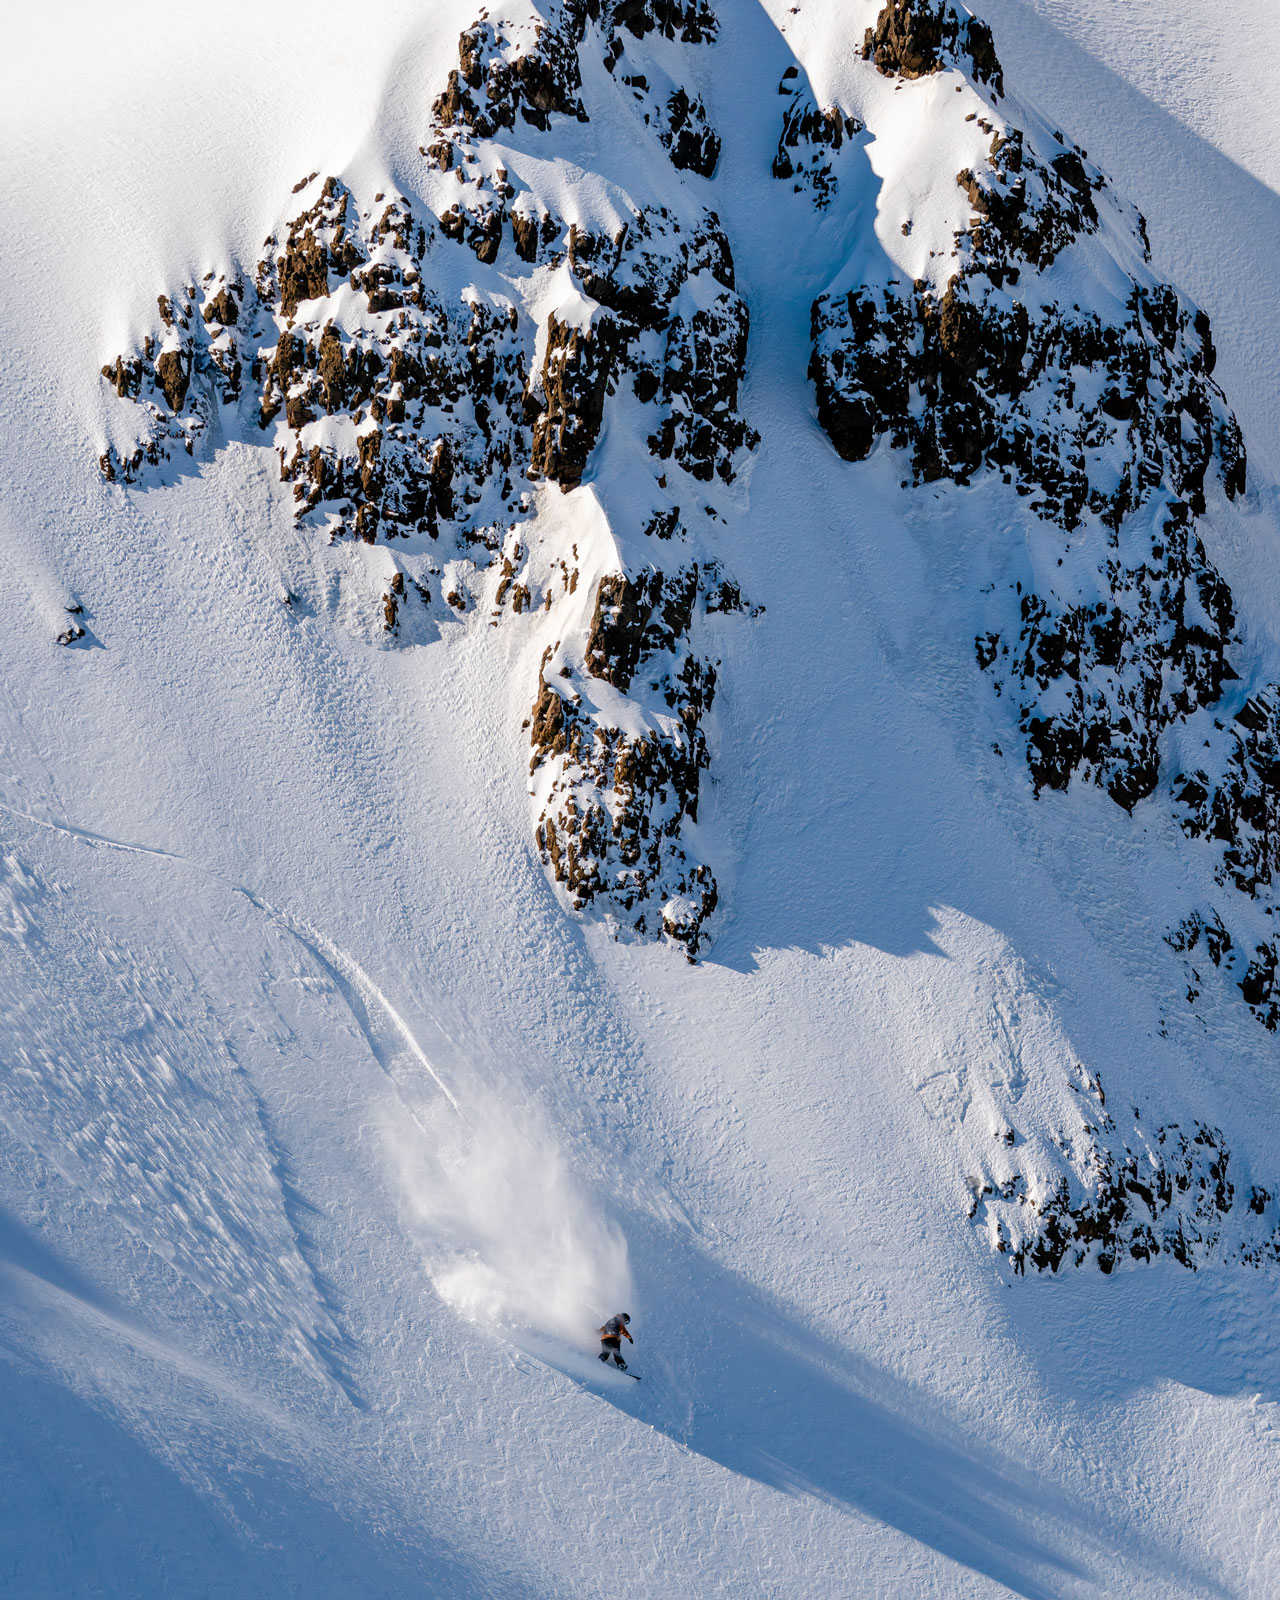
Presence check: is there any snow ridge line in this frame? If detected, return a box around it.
[0,801,462,1115]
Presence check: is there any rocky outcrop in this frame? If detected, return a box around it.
[812,2,1247,819]
[1171,693,1280,1030]
[804,0,1277,1042]
[429,0,718,153]
[810,260,1239,531]
[657,87,720,176]
[811,272,1244,811]
[969,1068,1280,1273]
[98,0,756,959]
[1177,692,1280,899]
[773,68,861,209]
[984,501,1237,808]
[863,0,1003,95]
[529,313,619,489]
[529,555,747,956]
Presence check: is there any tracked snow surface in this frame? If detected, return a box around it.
[1,0,1279,1594]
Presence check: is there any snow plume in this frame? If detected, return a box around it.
[389,1087,632,1349]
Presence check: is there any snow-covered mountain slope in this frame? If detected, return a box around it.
[1,2,1278,1595]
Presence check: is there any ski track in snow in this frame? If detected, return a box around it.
[0,797,463,1114]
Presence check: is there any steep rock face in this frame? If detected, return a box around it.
[773,67,862,210]
[810,4,1247,818]
[102,178,530,555]
[863,0,1004,95]
[530,556,746,955]
[97,0,754,958]
[984,502,1237,808]
[1177,692,1280,901]
[529,312,619,489]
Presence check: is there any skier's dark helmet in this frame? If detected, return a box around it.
[620,1313,631,1323]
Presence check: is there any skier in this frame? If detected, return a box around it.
[597,1312,633,1369]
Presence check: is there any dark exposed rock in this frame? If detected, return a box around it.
[811,6,1244,817]
[431,8,587,140]
[1001,501,1236,808]
[153,348,189,412]
[510,207,540,262]
[383,570,405,633]
[863,0,1004,95]
[530,560,734,957]
[202,284,241,326]
[970,1068,1280,1272]
[584,571,663,690]
[956,127,1102,277]
[1239,943,1279,1030]
[1171,691,1280,1031]
[279,225,329,318]
[528,313,619,489]
[772,71,861,209]
[605,0,717,44]
[811,277,1237,528]
[1177,691,1280,899]
[99,0,757,961]
[658,86,720,176]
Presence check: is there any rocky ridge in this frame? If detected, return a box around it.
[98,0,755,957]
[804,0,1280,1265]
[813,3,1248,812]
[807,0,1275,1037]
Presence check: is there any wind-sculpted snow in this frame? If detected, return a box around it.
[0,843,336,1354]
[97,0,755,959]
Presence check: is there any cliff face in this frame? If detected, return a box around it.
[99,0,756,959]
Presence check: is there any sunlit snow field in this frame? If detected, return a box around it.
[0,2,1277,1595]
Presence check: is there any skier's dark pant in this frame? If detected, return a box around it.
[599,1338,626,1367]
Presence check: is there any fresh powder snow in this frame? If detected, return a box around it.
[0,2,1277,1596]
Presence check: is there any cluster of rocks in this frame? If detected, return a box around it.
[772,67,861,209]
[98,0,754,957]
[863,0,1004,95]
[810,199,1241,532]
[1172,692,1280,1030]
[969,1068,1280,1273]
[101,177,531,559]
[429,0,717,155]
[811,0,1279,1044]
[982,502,1237,808]
[1177,692,1280,899]
[811,269,1245,809]
[530,555,748,955]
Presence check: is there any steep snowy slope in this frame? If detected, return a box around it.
[1,3,1278,1597]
